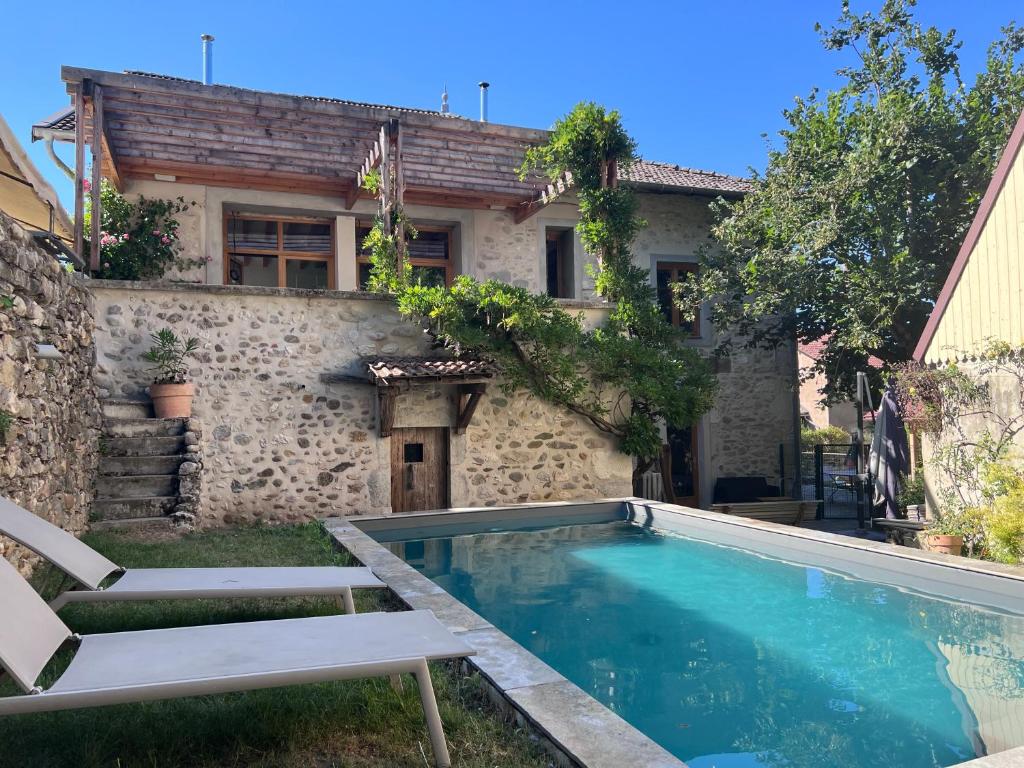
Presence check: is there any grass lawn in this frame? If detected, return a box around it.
[0,524,551,768]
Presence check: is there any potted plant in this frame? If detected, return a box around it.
[923,506,984,557]
[143,328,200,418]
[897,473,926,521]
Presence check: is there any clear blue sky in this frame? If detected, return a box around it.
[2,0,1019,209]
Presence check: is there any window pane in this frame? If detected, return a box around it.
[408,230,449,260]
[410,265,447,288]
[283,221,332,253]
[227,218,277,250]
[358,263,372,290]
[356,226,373,257]
[286,259,329,289]
[228,253,278,287]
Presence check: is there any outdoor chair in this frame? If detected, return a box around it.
[829,474,858,503]
[0,556,472,768]
[0,496,383,612]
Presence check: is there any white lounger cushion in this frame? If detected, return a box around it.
[0,496,118,589]
[0,610,473,714]
[97,566,384,600]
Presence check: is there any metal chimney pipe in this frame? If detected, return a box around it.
[478,81,489,123]
[201,34,215,85]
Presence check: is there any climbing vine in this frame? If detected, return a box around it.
[361,167,418,293]
[376,103,717,466]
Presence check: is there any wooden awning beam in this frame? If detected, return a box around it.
[512,170,573,224]
[455,383,487,434]
[378,386,398,438]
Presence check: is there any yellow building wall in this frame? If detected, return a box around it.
[924,139,1024,363]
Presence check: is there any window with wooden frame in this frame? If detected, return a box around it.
[656,261,701,337]
[224,213,335,290]
[355,222,454,289]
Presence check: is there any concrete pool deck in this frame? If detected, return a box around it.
[324,498,1024,768]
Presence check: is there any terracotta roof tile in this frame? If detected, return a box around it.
[363,356,497,384]
[624,160,752,196]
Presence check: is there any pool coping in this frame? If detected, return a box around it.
[324,498,1024,768]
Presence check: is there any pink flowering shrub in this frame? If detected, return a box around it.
[85,180,195,280]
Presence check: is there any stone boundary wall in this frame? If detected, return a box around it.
[91,281,633,526]
[0,212,100,574]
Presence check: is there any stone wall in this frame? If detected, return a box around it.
[706,344,799,496]
[0,212,100,574]
[92,282,633,526]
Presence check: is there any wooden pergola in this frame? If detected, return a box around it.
[60,67,571,271]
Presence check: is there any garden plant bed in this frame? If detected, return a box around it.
[0,524,550,768]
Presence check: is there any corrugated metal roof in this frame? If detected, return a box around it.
[37,70,754,198]
[124,70,453,117]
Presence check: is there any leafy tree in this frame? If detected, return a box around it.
[677,0,1024,400]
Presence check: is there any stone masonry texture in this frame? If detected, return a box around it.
[92,282,634,526]
[0,211,100,574]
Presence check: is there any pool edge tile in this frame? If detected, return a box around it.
[506,679,685,768]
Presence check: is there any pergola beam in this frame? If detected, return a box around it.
[72,83,86,261]
[347,124,387,210]
[89,84,104,271]
[512,170,573,224]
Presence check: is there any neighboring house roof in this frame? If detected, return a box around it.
[363,357,498,386]
[41,69,750,202]
[799,339,884,369]
[913,108,1024,363]
[0,113,73,242]
[624,160,751,196]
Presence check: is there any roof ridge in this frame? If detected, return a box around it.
[123,69,454,118]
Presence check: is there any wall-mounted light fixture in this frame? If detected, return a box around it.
[34,344,63,360]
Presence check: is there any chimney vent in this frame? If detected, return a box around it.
[201,34,215,85]
[441,83,449,114]
[478,81,489,123]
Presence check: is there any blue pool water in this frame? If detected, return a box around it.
[389,521,1024,768]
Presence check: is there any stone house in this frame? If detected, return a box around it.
[35,66,798,526]
[913,108,1024,512]
[798,339,882,436]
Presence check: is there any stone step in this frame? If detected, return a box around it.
[103,418,186,438]
[89,516,176,534]
[96,473,178,499]
[100,455,187,477]
[102,435,186,457]
[101,398,153,420]
[91,496,178,521]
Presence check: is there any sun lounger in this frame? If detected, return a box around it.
[0,496,383,613]
[0,555,472,768]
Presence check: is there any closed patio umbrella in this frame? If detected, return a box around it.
[869,385,910,519]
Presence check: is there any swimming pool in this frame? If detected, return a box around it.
[367,504,1024,768]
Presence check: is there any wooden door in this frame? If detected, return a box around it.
[665,425,700,507]
[391,428,449,513]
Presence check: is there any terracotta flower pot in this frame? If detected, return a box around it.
[925,533,963,556]
[150,381,194,419]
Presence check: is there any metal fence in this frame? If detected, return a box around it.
[800,443,867,520]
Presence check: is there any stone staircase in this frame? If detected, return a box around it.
[93,399,189,531]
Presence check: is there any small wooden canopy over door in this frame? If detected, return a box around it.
[391,428,449,514]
